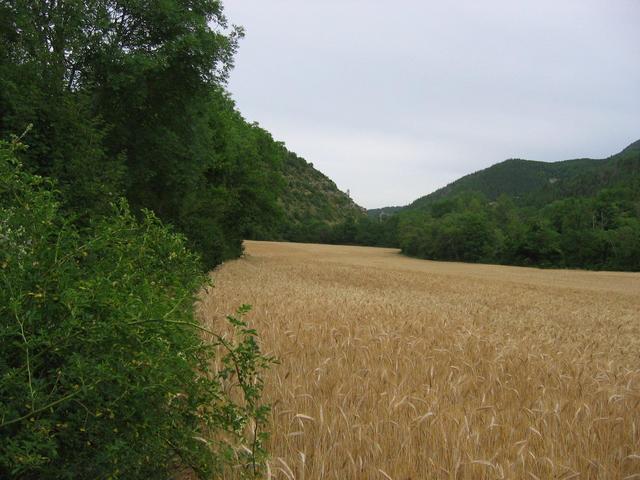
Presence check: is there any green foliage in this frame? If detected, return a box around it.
[0,140,274,479]
[0,0,365,266]
[392,178,640,271]
[277,151,365,241]
[409,140,640,211]
[350,141,640,271]
[0,0,287,270]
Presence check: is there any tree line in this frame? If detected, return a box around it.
[325,173,640,271]
[1,1,281,478]
[0,0,291,269]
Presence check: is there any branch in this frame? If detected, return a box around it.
[0,389,81,429]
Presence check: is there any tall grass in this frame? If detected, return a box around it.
[199,241,640,480]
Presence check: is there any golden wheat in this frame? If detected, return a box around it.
[198,241,640,480]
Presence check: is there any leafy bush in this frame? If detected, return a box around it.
[0,138,273,479]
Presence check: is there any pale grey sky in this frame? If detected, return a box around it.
[223,0,640,208]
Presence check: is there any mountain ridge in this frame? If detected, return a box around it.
[280,150,364,226]
[368,139,640,213]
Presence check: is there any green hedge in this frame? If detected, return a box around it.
[0,138,272,479]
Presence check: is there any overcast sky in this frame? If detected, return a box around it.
[222,0,640,209]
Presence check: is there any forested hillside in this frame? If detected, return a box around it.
[278,152,364,241]
[340,141,640,271]
[403,141,640,270]
[409,141,640,209]
[367,206,404,219]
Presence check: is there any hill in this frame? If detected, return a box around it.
[392,139,640,270]
[367,206,404,218]
[406,140,640,210]
[338,139,640,270]
[279,151,364,227]
[275,151,365,241]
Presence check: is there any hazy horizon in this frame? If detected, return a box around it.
[223,0,640,209]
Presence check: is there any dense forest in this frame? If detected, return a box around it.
[328,141,640,271]
[0,1,360,269]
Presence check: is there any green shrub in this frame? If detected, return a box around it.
[0,138,273,479]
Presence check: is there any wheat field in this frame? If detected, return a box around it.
[197,241,640,480]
